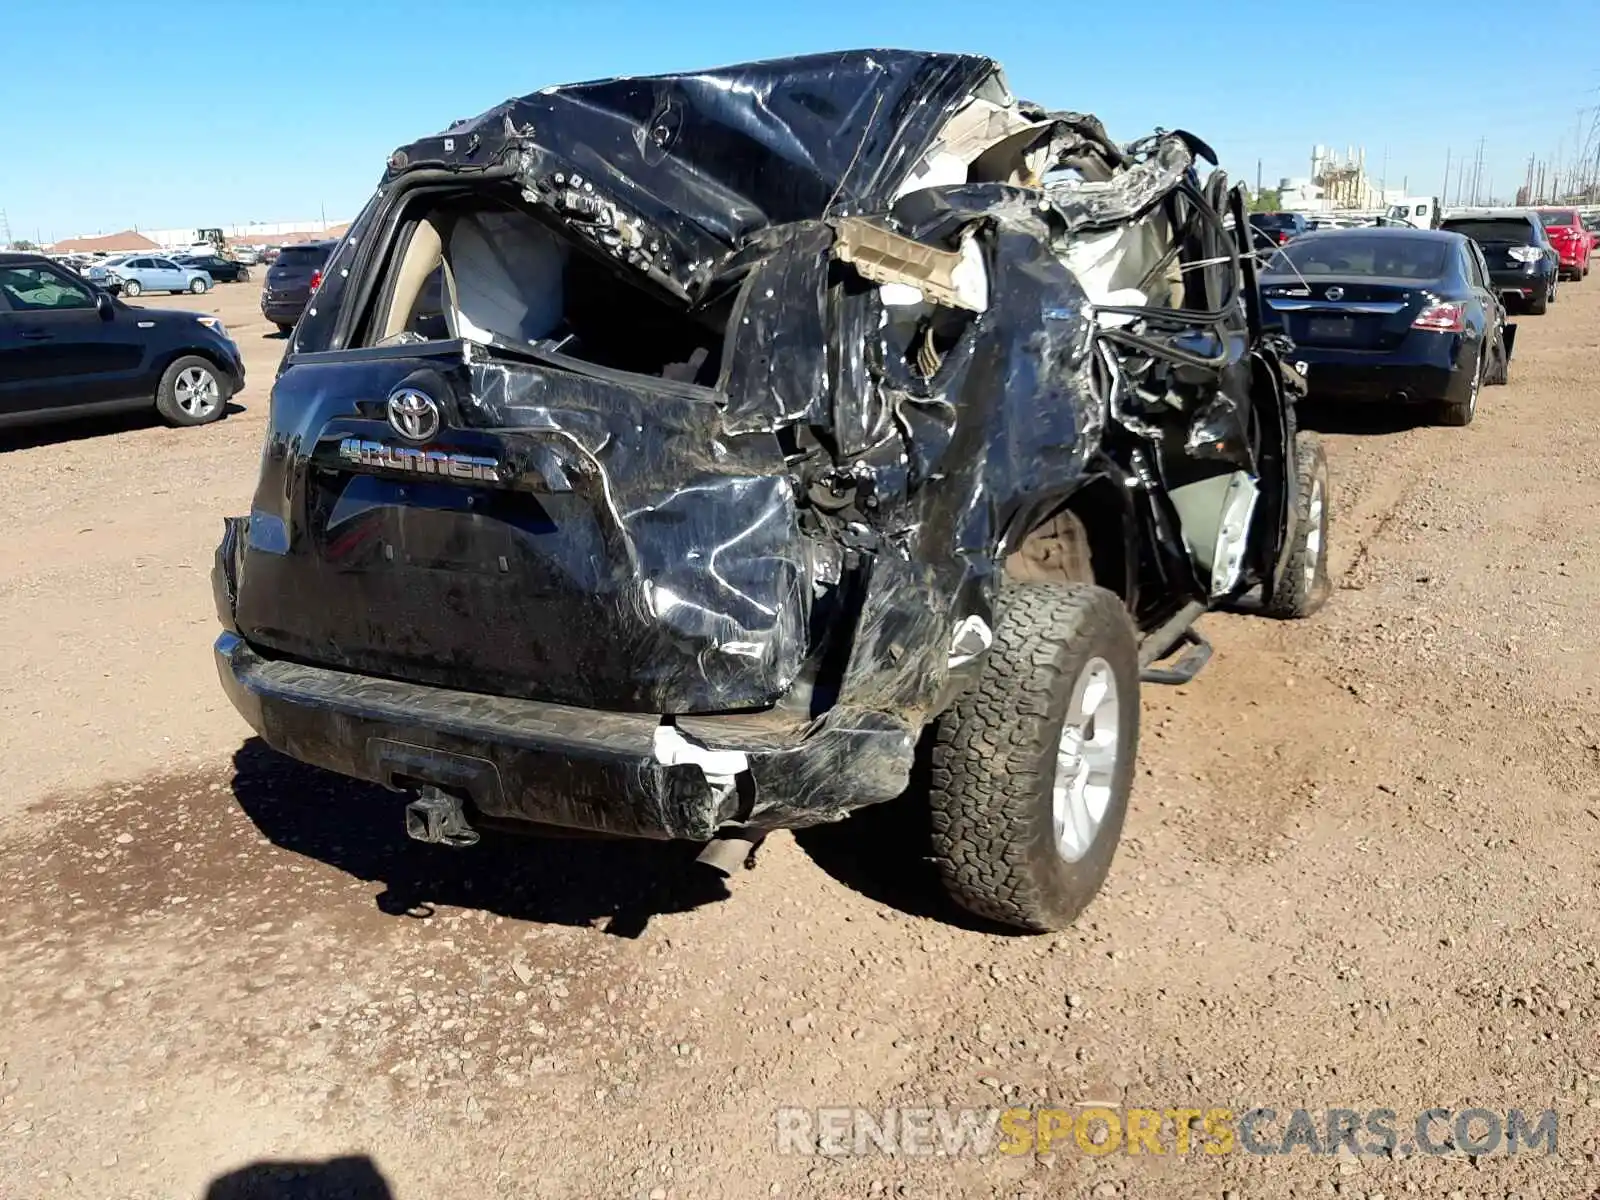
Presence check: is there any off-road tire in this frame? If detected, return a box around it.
[1437,349,1481,427]
[1261,432,1331,619]
[928,583,1139,932]
[154,356,228,427]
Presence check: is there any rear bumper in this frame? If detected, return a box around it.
[1487,266,1551,297]
[260,296,308,323]
[213,631,918,841]
[1293,338,1472,403]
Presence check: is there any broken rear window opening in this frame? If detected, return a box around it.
[1270,235,1448,279]
[358,189,729,386]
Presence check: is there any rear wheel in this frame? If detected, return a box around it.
[1528,283,1549,315]
[1261,433,1331,619]
[1437,349,1482,427]
[155,356,229,427]
[928,584,1139,932]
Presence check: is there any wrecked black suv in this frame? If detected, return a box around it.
[212,51,1329,932]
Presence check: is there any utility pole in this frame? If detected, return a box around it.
[1470,137,1485,205]
[1256,158,1262,197]
[0,208,11,248]
[1574,108,1587,198]
[1380,144,1389,199]
[1441,146,1452,200]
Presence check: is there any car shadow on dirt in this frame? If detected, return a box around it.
[0,403,247,452]
[204,1154,393,1199]
[228,739,730,937]
[791,740,1014,935]
[1297,401,1432,436]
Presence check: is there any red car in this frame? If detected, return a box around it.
[1534,208,1594,280]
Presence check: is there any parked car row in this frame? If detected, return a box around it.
[1258,196,1594,430]
[1261,226,1512,426]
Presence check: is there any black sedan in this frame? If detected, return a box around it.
[175,254,251,283]
[1249,211,1312,253]
[0,252,245,430]
[1260,228,1512,427]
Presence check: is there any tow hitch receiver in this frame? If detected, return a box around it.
[405,786,481,848]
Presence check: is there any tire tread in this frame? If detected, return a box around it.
[928,584,1137,931]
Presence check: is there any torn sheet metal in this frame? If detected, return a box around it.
[382,50,1000,295]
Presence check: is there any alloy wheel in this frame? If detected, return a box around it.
[1052,657,1122,863]
[173,367,220,419]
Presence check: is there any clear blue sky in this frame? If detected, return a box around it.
[3,0,1597,242]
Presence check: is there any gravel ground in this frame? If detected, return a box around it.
[0,274,1597,1199]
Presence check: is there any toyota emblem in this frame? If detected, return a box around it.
[386,388,441,442]
[1325,286,1345,302]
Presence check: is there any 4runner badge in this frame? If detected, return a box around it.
[338,438,503,483]
[387,387,442,442]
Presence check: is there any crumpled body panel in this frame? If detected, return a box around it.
[383,50,995,298]
[232,351,810,714]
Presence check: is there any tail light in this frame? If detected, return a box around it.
[1508,246,1544,263]
[1412,302,1466,332]
[1277,231,1292,244]
[309,268,323,292]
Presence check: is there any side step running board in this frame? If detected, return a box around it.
[1137,601,1212,686]
[1140,627,1213,685]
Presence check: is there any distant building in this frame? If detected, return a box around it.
[1273,146,1408,214]
[144,220,350,249]
[47,230,159,254]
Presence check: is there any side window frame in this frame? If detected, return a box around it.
[0,262,98,312]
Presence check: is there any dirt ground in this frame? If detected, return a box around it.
[1,274,1597,1200]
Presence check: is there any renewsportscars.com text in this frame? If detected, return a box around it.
[775,1106,1559,1158]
